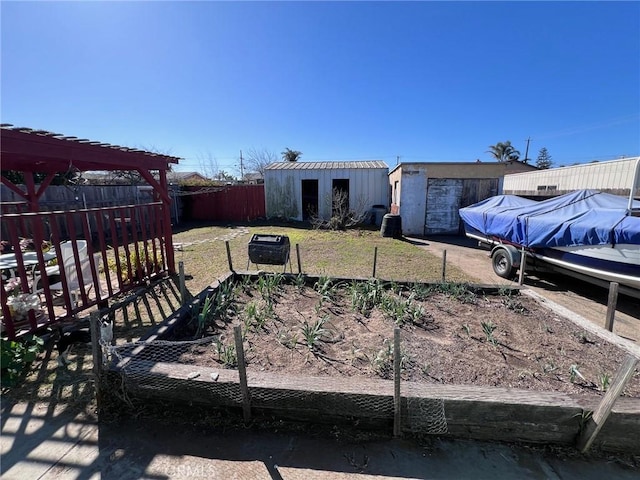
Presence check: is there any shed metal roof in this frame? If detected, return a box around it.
[266,161,388,170]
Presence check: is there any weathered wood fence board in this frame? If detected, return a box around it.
[0,184,182,223]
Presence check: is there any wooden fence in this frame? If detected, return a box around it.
[0,183,268,225]
[182,185,265,222]
[0,184,182,223]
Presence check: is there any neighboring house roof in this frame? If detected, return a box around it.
[243,172,264,181]
[166,171,208,182]
[266,161,388,170]
[80,171,209,185]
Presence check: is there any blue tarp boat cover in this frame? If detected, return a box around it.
[459,190,640,248]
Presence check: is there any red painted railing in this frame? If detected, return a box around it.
[1,203,172,338]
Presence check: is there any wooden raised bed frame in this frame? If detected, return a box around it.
[105,272,640,454]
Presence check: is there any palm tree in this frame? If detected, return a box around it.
[281,148,302,162]
[487,141,520,162]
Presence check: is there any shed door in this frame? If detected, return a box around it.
[424,179,464,235]
[301,179,318,221]
[332,179,349,217]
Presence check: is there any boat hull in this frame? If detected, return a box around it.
[533,244,640,290]
[464,227,640,291]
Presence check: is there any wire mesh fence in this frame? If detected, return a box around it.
[98,331,449,436]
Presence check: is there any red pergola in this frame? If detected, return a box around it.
[1,125,181,338]
[0,125,180,271]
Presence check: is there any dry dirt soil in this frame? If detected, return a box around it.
[170,279,639,398]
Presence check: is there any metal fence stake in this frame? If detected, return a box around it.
[296,243,302,274]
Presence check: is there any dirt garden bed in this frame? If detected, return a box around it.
[154,274,639,398]
[105,273,639,452]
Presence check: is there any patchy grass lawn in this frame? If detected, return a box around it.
[173,224,476,298]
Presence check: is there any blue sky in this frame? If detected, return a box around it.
[2,1,639,175]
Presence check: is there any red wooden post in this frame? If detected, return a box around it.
[23,172,38,213]
[137,205,152,277]
[32,212,55,318]
[94,208,114,297]
[81,211,100,305]
[159,170,176,274]
[106,208,125,292]
[127,205,144,281]
[149,204,162,275]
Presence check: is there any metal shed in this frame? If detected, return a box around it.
[264,161,389,222]
[503,157,640,198]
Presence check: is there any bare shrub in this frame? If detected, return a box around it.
[312,188,370,230]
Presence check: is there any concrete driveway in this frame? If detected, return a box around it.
[406,235,640,343]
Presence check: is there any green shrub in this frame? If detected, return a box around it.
[1,335,44,386]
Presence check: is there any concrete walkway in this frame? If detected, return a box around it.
[2,398,638,480]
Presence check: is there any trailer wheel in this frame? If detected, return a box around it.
[492,249,517,279]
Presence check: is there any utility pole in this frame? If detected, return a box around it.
[239,149,244,181]
[524,137,531,163]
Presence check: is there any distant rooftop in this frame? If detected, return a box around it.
[266,160,388,170]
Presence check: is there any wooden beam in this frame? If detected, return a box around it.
[226,241,234,272]
[0,176,27,199]
[373,246,378,278]
[577,355,638,452]
[234,325,252,422]
[393,327,402,437]
[1,128,178,172]
[441,249,447,282]
[90,312,104,411]
[23,171,38,212]
[109,360,640,449]
[137,169,171,205]
[604,282,619,332]
[35,172,56,198]
[158,170,176,274]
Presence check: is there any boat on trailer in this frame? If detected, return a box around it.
[459,189,640,297]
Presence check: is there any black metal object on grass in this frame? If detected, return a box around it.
[248,234,291,267]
